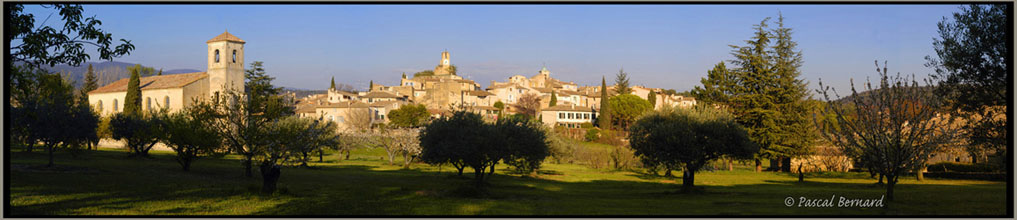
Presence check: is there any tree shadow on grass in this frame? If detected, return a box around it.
[8,150,1007,216]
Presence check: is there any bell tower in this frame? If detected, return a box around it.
[207,30,246,97]
[434,50,452,75]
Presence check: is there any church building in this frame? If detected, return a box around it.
[88,31,247,115]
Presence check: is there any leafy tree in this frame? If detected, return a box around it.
[419,111,501,185]
[514,93,541,118]
[389,128,422,168]
[690,62,736,105]
[388,104,430,128]
[629,106,757,192]
[162,108,222,171]
[549,91,558,107]
[8,4,134,68]
[25,73,97,166]
[607,94,652,130]
[122,68,142,115]
[647,91,657,109]
[413,70,435,78]
[493,101,505,116]
[598,76,612,130]
[127,64,156,77]
[256,116,326,193]
[926,4,1008,165]
[497,116,550,175]
[614,69,631,95]
[816,61,959,201]
[110,110,165,157]
[288,117,340,168]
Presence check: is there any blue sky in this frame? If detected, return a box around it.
[22,4,964,95]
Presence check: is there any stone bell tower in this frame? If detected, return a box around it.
[207,30,246,97]
[434,50,452,75]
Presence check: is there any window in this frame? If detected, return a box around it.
[232,50,237,63]
[214,49,220,63]
[97,100,103,112]
[146,97,152,110]
[113,99,119,112]
[338,116,345,123]
[164,96,170,109]
[559,113,565,119]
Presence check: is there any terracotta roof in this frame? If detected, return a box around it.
[558,90,581,96]
[369,100,403,107]
[534,88,554,93]
[361,91,402,99]
[464,90,495,97]
[318,101,370,109]
[207,31,245,43]
[88,72,208,94]
[541,105,595,112]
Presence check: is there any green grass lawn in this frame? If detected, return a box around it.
[8,146,1007,216]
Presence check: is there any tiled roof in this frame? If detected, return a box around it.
[88,72,208,94]
[541,105,595,112]
[534,88,554,93]
[361,91,402,99]
[464,90,495,97]
[318,101,370,109]
[369,100,403,107]
[207,31,245,43]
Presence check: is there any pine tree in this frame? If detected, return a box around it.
[549,91,558,107]
[647,91,656,109]
[330,76,336,90]
[770,13,816,172]
[598,76,611,129]
[614,69,631,95]
[157,68,162,76]
[691,62,736,105]
[79,64,98,99]
[123,68,142,115]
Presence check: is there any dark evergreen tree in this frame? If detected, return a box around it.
[330,76,336,90]
[690,62,736,105]
[614,69,631,95]
[122,68,142,115]
[598,76,611,129]
[549,91,558,107]
[647,91,657,109]
[79,64,98,99]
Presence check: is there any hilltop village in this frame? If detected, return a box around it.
[293,50,697,130]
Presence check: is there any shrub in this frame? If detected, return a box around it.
[927,162,998,173]
[584,128,600,142]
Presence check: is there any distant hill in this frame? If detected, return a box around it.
[832,86,935,105]
[16,61,200,90]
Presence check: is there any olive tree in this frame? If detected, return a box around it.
[419,111,501,185]
[162,108,222,171]
[629,106,757,192]
[816,61,959,201]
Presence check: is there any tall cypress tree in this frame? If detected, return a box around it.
[598,76,611,129]
[549,91,558,107]
[647,91,656,109]
[369,80,374,92]
[330,76,336,90]
[123,68,142,115]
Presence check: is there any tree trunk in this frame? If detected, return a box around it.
[877,173,884,184]
[755,159,762,172]
[885,175,896,201]
[781,157,792,172]
[386,150,396,165]
[664,168,673,177]
[457,166,464,176]
[727,159,733,171]
[47,144,55,167]
[243,155,254,177]
[916,165,925,181]
[797,163,804,182]
[681,170,696,192]
[344,150,351,160]
[473,167,486,186]
[318,150,324,162]
[182,159,192,171]
[260,161,282,194]
[301,151,309,167]
[487,164,496,180]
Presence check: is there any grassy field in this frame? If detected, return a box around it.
[8,145,1007,216]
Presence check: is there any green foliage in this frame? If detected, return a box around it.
[584,128,600,142]
[449,64,458,75]
[369,80,374,91]
[493,101,505,111]
[723,14,816,167]
[14,69,100,165]
[8,4,134,68]
[122,69,142,116]
[613,69,631,95]
[607,94,652,130]
[110,111,165,157]
[388,104,430,128]
[497,116,550,175]
[927,4,1008,165]
[245,61,293,119]
[647,91,656,109]
[127,64,156,77]
[629,106,757,191]
[79,64,98,99]
[690,62,735,105]
[413,70,434,78]
[598,76,611,129]
[549,91,558,107]
[419,111,498,184]
[162,108,222,171]
[330,76,336,90]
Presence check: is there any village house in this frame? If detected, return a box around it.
[539,104,597,128]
